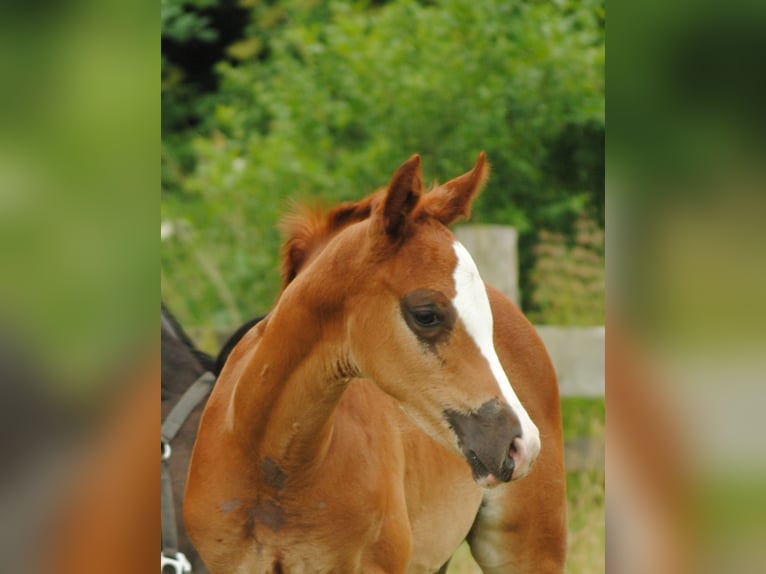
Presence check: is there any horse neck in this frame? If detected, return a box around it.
[229,288,355,475]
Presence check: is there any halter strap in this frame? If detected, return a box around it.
[161,370,215,572]
[162,371,215,444]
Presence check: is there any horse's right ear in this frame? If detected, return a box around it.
[421,152,489,226]
[376,154,423,238]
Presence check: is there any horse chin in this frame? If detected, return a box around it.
[461,447,514,486]
[475,474,503,489]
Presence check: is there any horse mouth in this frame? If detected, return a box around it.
[466,450,489,478]
[466,449,514,486]
[444,400,522,486]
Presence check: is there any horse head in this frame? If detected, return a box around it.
[280,153,540,486]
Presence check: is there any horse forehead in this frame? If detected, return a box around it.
[387,227,461,294]
[395,237,488,319]
[452,241,482,283]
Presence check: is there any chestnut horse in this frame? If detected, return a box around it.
[184,154,567,573]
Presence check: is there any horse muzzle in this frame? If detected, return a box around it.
[444,399,538,486]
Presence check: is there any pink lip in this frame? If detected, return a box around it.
[478,473,500,489]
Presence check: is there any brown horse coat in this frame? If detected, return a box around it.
[185,154,566,573]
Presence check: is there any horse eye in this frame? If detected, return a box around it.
[400,290,454,342]
[412,310,441,328]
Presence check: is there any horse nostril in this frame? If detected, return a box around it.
[501,455,515,482]
[504,434,523,479]
[507,435,529,480]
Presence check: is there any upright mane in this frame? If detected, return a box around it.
[278,154,488,289]
[278,191,382,288]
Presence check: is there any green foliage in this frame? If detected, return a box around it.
[162,0,605,330]
[560,397,605,441]
[161,0,219,44]
[565,468,605,574]
[528,215,605,325]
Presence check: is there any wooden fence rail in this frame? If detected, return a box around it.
[535,326,604,472]
[536,326,605,399]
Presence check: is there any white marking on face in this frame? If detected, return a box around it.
[451,241,541,461]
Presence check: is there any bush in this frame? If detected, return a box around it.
[528,215,605,325]
[161,0,605,330]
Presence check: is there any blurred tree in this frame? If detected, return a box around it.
[162,0,605,331]
[162,0,251,197]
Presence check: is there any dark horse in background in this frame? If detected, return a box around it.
[161,304,262,573]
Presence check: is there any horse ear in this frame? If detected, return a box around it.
[379,154,423,237]
[423,152,489,225]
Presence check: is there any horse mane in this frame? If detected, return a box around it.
[278,175,474,289]
[278,191,383,288]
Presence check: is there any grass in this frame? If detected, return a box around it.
[564,468,605,574]
[562,398,605,574]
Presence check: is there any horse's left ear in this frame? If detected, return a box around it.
[377,154,423,237]
[422,152,490,226]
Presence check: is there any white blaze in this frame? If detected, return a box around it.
[451,241,541,456]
